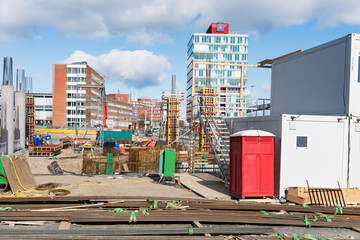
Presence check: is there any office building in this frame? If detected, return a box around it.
[186,22,248,119]
[33,93,52,126]
[52,62,104,128]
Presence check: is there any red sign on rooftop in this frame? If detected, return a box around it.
[206,22,229,34]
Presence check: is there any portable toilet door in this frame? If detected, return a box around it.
[230,129,275,198]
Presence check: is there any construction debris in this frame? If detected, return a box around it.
[287,186,360,206]
[47,161,63,175]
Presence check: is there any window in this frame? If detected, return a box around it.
[296,136,308,148]
[215,37,221,43]
[194,36,199,42]
[230,37,235,44]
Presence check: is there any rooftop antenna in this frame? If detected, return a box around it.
[171,74,176,93]
[16,68,25,92]
[25,76,33,94]
[2,57,13,86]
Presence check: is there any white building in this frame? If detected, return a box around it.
[33,93,52,126]
[186,22,248,119]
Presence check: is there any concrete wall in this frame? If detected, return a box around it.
[1,85,14,154]
[15,91,25,149]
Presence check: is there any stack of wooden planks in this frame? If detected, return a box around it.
[0,196,358,239]
[287,186,360,206]
[29,145,61,157]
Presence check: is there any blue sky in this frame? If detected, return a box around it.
[1,0,360,111]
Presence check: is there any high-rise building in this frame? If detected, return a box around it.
[186,22,248,119]
[52,62,104,128]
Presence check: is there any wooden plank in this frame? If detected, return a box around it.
[286,187,360,205]
[58,221,71,230]
[180,174,231,200]
[122,163,129,172]
[192,221,211,237]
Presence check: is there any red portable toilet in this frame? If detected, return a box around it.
[230,130,275,198]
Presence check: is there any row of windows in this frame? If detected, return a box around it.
[67,93,86,99]
[108,109,132,114]
[196,69,247,78]
[67,101,85,107]
[67,110,85,115]
[67,77,86,83]
[35,109,52,112]
[187,74,248,89]
[108,116,132,121]
[194,36,247,45]
[67,67,86,74]
[35,105,52,109]
[67,85,86,90]
[194,45,247,53]
[193,52,248,61]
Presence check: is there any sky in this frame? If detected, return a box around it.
[1,0,360,110]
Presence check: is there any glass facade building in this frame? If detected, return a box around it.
[186,23,248,119]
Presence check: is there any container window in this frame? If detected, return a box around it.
[296,136,308,148]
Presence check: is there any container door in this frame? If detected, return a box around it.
[242,154,258,196]
[259,154,274,196]
[230,137,242,196]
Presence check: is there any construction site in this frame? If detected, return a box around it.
[1,24,360,240]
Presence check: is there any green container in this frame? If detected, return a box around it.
[159,150,165,175]
[98,131,132,141]
[0,157,7,185]
[163,149,175,177]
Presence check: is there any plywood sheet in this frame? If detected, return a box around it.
[1,156,36,193]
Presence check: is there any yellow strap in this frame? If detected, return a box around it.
[2,155,49,198]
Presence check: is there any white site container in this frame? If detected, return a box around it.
[271,33,360,116]
[230,114,360,197]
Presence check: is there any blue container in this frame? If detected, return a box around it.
[33,135,37,144]
[45,135,51,140]
[37,138,42,146]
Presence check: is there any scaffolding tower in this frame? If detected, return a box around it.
[166,97,180,144]
[199,88,217,152]
[26,95,35,145]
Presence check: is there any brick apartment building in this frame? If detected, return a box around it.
[52,62,104,128]
[106,94,132,130]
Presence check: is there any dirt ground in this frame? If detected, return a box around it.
[34,174,200,198]
[12,146,200,199]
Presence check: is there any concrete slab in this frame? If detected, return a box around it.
[179,173,231,200]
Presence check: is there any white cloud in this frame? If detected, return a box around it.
[1,0,360,42]
[126,32,173,46]
[62,49,171,88]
